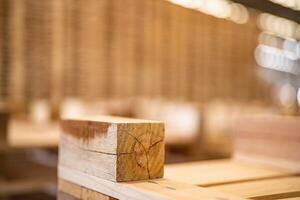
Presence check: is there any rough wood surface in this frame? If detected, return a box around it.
[59,116,164,182]
[59,179,116,200]
[211,176,300,199]
[59,158,300,200]
[164,159,290,186]
[58,168,244,200]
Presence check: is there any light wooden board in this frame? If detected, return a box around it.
[60,116,164,182]
[59,166,245,200]
[59,179,116,200]
[164,159,290,186]
[210,176,300,199]
[7,119,59,148]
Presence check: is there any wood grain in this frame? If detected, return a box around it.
[58,167,244,200]
[59,116,164,182]
[59,179,116,200]
[210,176,300,199]
[164,159,290,186]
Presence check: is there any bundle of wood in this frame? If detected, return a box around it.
[58,115,243,200]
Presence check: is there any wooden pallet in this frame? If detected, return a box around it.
[57,115,300,200]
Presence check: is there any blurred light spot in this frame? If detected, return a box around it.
[279,83,297,108]
[297,88,300,106]
[30,100,50,124]
[258,13,299,40]
[61,98,85,118]
[255,44,300,75]
[269,0,300,11]
[229,3,249,24]
[167,0,248,24]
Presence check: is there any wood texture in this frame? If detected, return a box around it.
[164,159,291,186]
[58,158,300,200]
[211,176,300,199]
[233,115,300,172]
[58,168,244,200]
[59,179,116,200]
[59,116,164,182]
[2,0,269,112]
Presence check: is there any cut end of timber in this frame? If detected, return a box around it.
[59,115,165,182]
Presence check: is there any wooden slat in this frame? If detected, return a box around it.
[59,179,116,200]
[7,119,59,148]
[164,159,291,186]
[210,176,300,199]
[59,166,244,200]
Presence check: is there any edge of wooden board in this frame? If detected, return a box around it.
[234,153,300,173]
[58,166,245,200]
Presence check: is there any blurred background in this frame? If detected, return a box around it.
[0,0,300,199]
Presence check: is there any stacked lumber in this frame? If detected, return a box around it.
[58,116,244,200]
[1,0,270,112]
[166,160,300,200]
[59,158,300,200]
[58,115,300,199]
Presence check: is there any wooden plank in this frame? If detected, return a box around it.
[7,119,59,148]
[58,167,244,200]
[60,116,164,182]
[210,176,300,199]
[164,159,291,186]
[59,179,116,200]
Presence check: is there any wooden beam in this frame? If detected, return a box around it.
[59,116,164,182]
